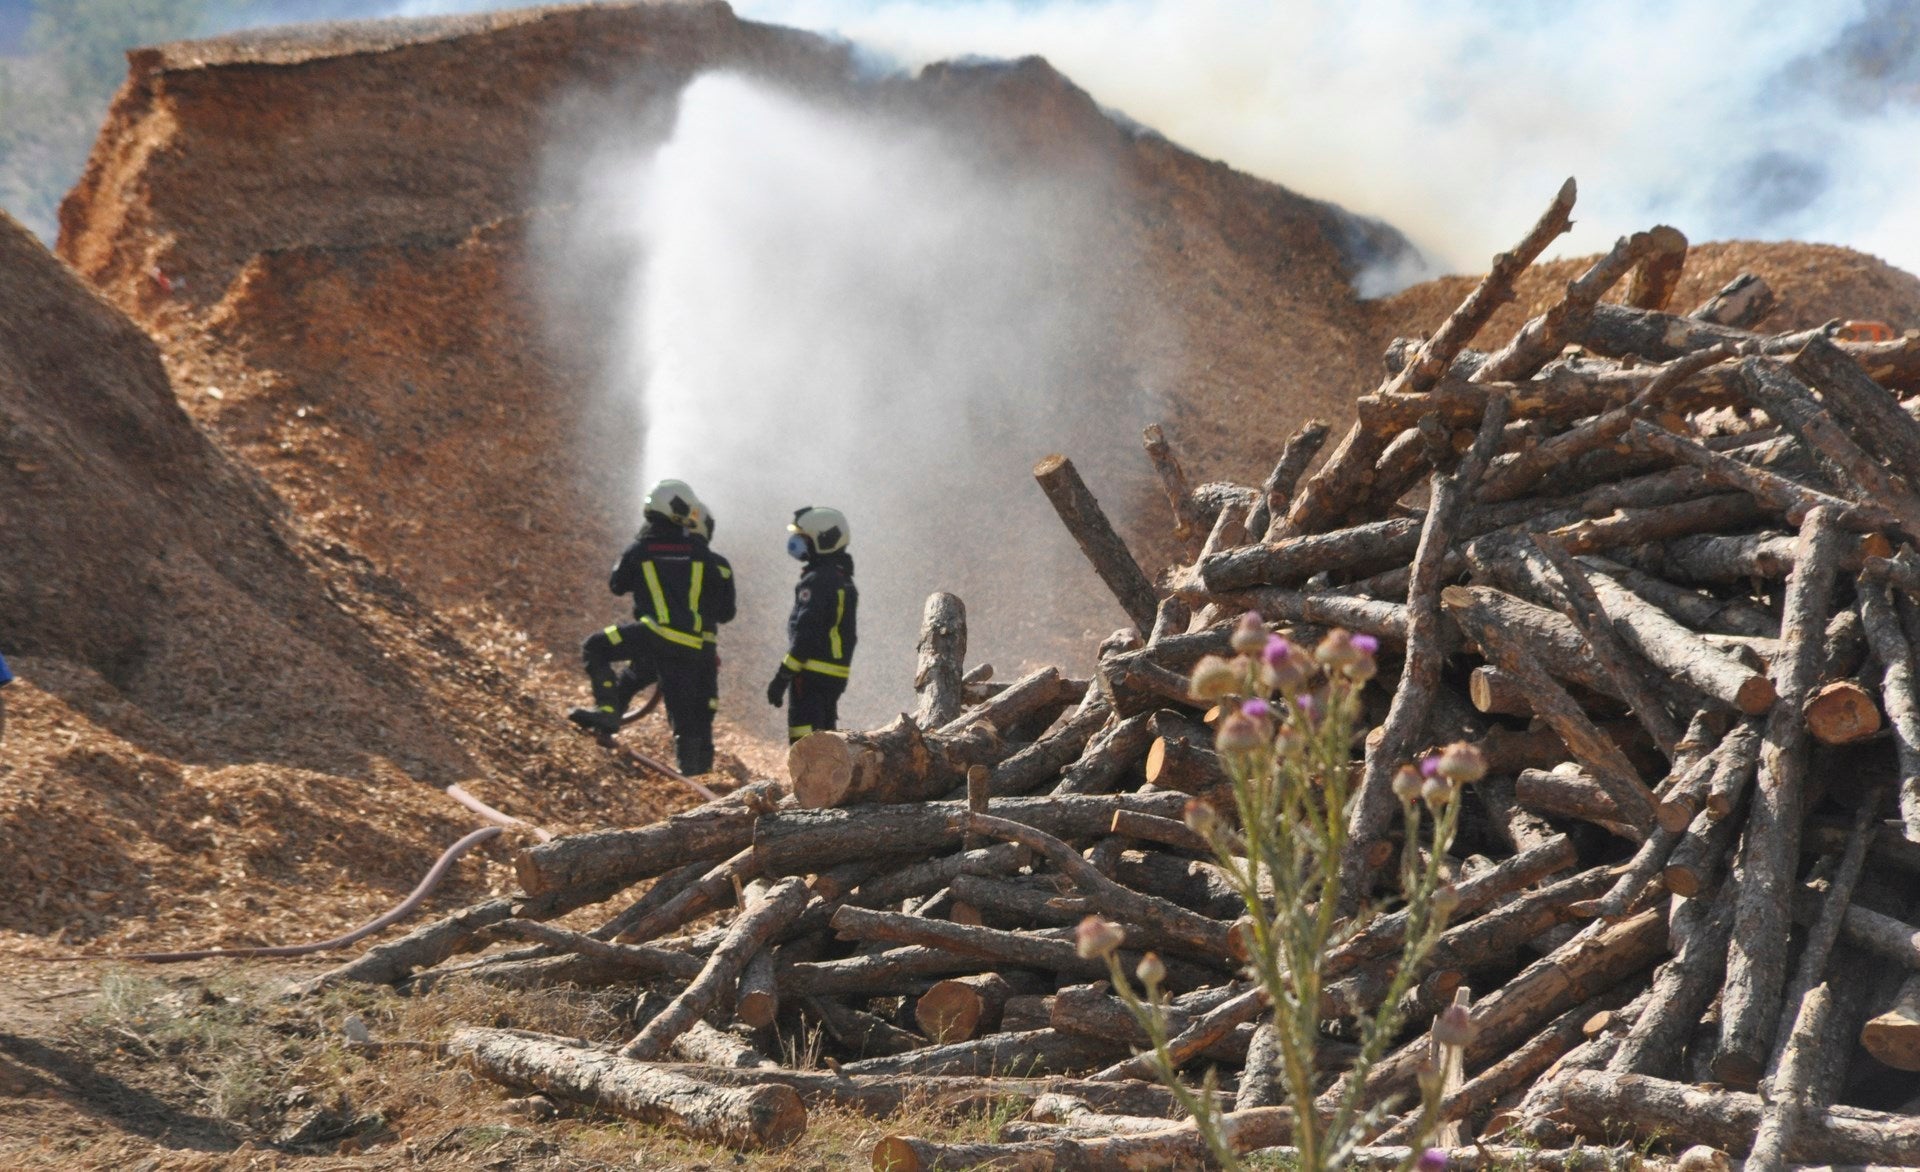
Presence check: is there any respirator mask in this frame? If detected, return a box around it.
[787,534,811,561]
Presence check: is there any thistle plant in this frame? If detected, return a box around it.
[1078,613,1485,1171]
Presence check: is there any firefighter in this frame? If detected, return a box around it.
[765,506,857,742]
[569,478,734,775]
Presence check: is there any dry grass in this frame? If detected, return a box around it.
[35,965,1026,1170]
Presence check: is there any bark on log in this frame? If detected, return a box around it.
[1200,516,1425,593]
[1053,711,1156,795]
[1628,419,1894,532]
[872,1106,1297,1172]
[1718,507,1847,1088]
[1624,224,1689,311]
[1610,878,1737,1078]
[1750,984,1836,1172]
[913,592,968,729]
[670,1020,778,1069]
[1106,810,1212,857]
[736,947,779,1030]
[788,714,1008,810]
[843,1027,1121,1078]
[591,858,714,942]
[478,918,705,981]
[801,994,927,1058]
[1477,228,1675,383]
[939,666,1078,739]
[1551,493,1769,558]
[947,873,1085,930]
[1690,273,1776,329]
[451,1028,807,1151]
[1580,300,1765,361]
[612,847,755,946]
[515,781,781,897]
[756,791,1186,877]
[1250,419,1332,541]
[1735,356,1920,538]
[1791,334,1920,487]
[1091,983,1276,1082]
[1049,983,1256,1069]
[641,1064,1200,1120]
[1530,532,1684,756]
[1579,554,1778,637]
[827,906,1177,986]
[987,695,1113,798]
[1517,767,1643,840]
[843,842,1026,912]
[1143,735,1230,795]
[1533,1068,1920,1164]
[1444,585,1657,833]
[1141,423,1202,554]
[961,812,1236,962]
[1331,909,1667,1111]
[1652,529,1892,584]
[1034,453,1160,632]
[1581,566,1777,715]
[622,876,812,1060]
[1235,1021,1285,1111]
[1860,579,1920,842]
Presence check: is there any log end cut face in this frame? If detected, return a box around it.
[788,732,856,809]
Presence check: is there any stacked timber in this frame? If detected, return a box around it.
[320,179,1920,1169]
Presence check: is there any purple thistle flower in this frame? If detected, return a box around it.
[1351,633,1379,656]
[1241,697,1273,719]
[1414,1149,1448,1172]
[1295,694,1316,716]
[1420,755,1441,778]
[1262,634,1293,667]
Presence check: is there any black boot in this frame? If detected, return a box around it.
[675,738,714,777]
[568,706,621,735]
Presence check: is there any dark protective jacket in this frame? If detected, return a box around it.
[609,520,736,651]
[781,552,857,680]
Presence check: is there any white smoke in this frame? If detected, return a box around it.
[730,0,1920,283]
[541,72,1154,733]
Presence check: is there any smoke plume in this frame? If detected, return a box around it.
[538,71,1156,732]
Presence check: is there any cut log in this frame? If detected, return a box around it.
[1250,418,1331,541]
[1443,585,1657,834]
[1049,982,1256,1069]
[611,847,755,946]
[1860,578,1920,842]
[1516,767,1642,840]
[1629,418,1894,531]
[1581,565,1777,715]
[1199,516,1425,593]
[842,1027,1120,1078]
[1532,1068,1920,1165]
[1863,974,1920,1071]
[1550,492,1768,556]
[622,876,812,1060]
[960,812,1236,962]
[1805,680,1880,745]
[844,842,1026,912]
[988,694,1113,798]
[736,947,779,1031]
[670,1020,778,1070]
[1053,711,1157,795]
[1791,334,1920,488]
[514,781,780,897]
[915,973,1031,1044]
[801,994,926,1058]
[1735,356,1920,538]
[873,1105,1297,1172]
[1610,877,1737,1078]
[912,592,968,729]
[1143,735,1230,795]
[1717,506,1847,1088]
[787,714,1008,810]
[753,793,1188,878]
[1034,453,1160,632]
[451,1028,807,1151]
[1141,423,1202,554]
[1690,272,1776,329]
[1578,554,1777,637]
[1478,228,1677,383]
[478,918,704,981]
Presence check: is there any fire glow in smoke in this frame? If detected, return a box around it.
[540,72,1155,732]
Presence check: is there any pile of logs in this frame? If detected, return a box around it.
[316,178,1920,1170]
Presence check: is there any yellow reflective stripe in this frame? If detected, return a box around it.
[603,625,622,646]
[802,659,850,679]
[788,724,814,741]
[718,564,732,579]
[783,654,805,673]
[640,561,670,625]
[689,561,705,633]
[639,617,704,649]
[703,631,718,644]
[708,698,719,710]
[829,589,846,660]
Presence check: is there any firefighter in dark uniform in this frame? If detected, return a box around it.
[765,506,857,742]
[569,478,734,775]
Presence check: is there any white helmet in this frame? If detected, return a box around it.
[643,478,700,526]
[788,506,850,556]
[689,502,714,540]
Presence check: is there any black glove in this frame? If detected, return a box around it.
[766,668,793,708]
